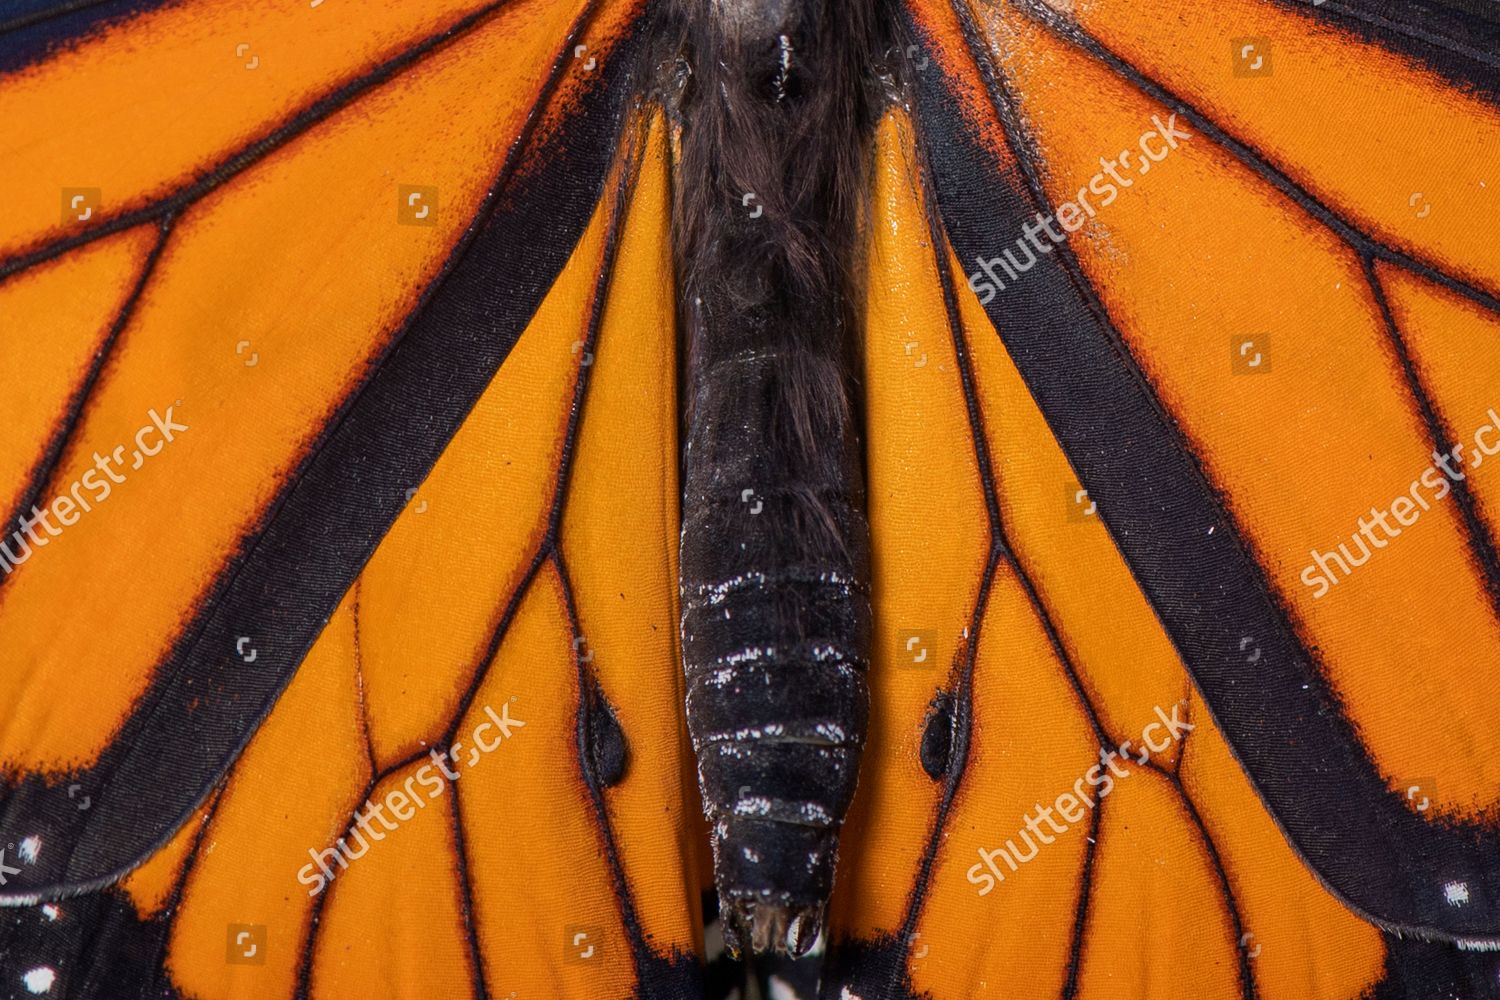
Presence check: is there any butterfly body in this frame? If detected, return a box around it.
[669,0,880,958]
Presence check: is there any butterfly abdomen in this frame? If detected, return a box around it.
[668,0,878,958]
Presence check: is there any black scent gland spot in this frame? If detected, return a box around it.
[920,690,957,781]
[585,681,628,788]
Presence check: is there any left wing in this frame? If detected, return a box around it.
[0,2,706,997]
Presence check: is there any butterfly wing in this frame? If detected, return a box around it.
[827,0,1500,996]
[0,2,704,997]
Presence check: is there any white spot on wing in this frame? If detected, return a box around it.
[22,967,56,994]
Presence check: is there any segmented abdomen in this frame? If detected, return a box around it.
[680,339,871,955]
[667,0,876,955]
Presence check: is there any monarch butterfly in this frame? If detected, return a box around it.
[1,0,1499,996]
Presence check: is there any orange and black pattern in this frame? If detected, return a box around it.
[1,0,1499,997]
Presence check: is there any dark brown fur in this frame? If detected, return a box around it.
[663,0,882,958]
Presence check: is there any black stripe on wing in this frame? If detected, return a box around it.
[0,0,174,75]
[1271,0,1500,106]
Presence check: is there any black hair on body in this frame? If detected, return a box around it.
[662,0,883,960]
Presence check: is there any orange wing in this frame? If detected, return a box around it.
[0,0,625,893]
[0,2,706,997]
[824,0,1500,997]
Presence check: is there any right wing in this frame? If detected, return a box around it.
[825,0,1500,995]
